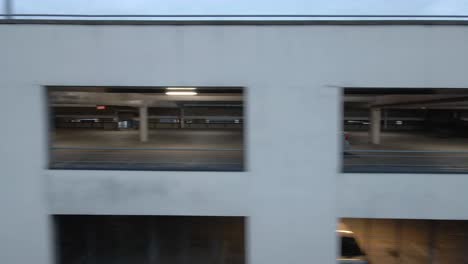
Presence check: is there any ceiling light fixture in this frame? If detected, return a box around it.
[336,230,354,234]
[166,91,198,96]
[166,87,197,90]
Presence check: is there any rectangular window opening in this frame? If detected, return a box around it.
[54,215,246,264]
[339,218,468,264]
[343,88,468,173]
[47,86,245,171]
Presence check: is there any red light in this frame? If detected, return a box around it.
[96,105,106,110]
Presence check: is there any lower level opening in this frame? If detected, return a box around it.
[340,218,468,264]
[54,215,245,264]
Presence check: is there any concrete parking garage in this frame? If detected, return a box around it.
[48,86,245,171]
[343,88,468,173]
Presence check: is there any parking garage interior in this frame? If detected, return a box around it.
[341,218,468,264]
[343,88,468,173]
[54,215,245,264]
[47,86,244,171]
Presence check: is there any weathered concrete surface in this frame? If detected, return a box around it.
[2,23,468,264]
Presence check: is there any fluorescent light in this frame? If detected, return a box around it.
[166,87,197,90]
[166,91,198,96]
[336,230,354,234]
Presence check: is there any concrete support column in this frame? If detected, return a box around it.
[147,219,159,263]
[384,109,388,130]
[178,225,190,264]
[370,108,381,145]
[139,106,148,142]
[428,221,438,264]
[180,108,185,129]
[85,220,97,264]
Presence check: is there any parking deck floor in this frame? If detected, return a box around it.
[50,129,468,173]
[50,128,244,171]
[344,131,468,173]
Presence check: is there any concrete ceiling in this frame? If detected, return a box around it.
[344,93,468,110]
[49,91,243,108]
[51,89,468,110]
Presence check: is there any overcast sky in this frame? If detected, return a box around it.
[5,0,468,15]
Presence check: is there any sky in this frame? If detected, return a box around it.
[4,0,468,16]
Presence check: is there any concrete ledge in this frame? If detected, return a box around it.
[2,19,468,26]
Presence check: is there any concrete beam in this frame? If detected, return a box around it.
[343,95,377,103]
[49,91,243,107]
[149,115,243,120]
[372,94,468,108]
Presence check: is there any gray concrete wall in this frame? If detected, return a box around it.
[2,24,468,264]
[338,173,468,219]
